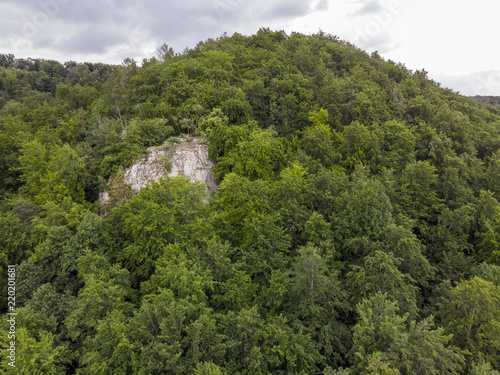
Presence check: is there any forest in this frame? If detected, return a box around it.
[0,29,500,374]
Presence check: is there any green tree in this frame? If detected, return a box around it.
[65,271,133,348]
[193,362,227,375]
[212,173,271,233]
[373,119,416,171]
[218,127,288,181]
[0,201,37,309]
[9,329,69,374]
[351,293,464,374]
[77,310,136,375]
[270,164,312,249]
[0,115,31,191]
[127,289,224,374]
[157,43,175,62]
[347,250,418,317]
[100,168,136,215]
[141,250,214,304]
[333,177,394,248]
[18,141,88,205]
[302,122,339,168]
[377,224,434,286]
[287,244,351,367]
[106,176,208,281]
[474,190,500,264]
[441,276,500,368]
[470,361,500,375]
[339,121,378,169]
[221,306,322,374]
[397,160,443,227]
[302,108,341,168]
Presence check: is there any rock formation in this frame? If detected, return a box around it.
[99,136,216,206]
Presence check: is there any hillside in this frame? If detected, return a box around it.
[1,29,500,374]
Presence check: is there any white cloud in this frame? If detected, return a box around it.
[434,71,500,96]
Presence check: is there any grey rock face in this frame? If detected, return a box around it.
[99,137,216,205]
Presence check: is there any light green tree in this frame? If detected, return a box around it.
[442,276,500,368]
[351,293,464,374]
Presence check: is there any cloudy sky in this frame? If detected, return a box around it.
[1,0,499,96]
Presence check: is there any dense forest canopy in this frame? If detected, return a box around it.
[473,95,500,107]
[1,29,500,374]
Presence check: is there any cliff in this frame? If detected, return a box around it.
[99,136,216,206]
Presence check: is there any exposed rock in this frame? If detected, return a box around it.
[99,137,216,206]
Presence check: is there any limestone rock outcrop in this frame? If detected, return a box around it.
[99,136,216,206]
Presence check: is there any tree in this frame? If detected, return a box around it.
[373,119,416,171]
[377,224,434,286]
[0,206,35,310]
[100,167,136,215]
[3,30,500,374]
[441,276,500,368]
[193,362,227,375]
[23,283,74,338]
[302,122,339,168]
[65,271,133,347]
[1,328,69,374]
[127,289,224,374]
[287,244,351,368]
[77,310,136,374]
[339,121,378,169]
[470,361,500,375]
[218,128,288,181]
[363,352,400,375]
[221,306,322,374]
[157,43,175,62]
[212,173,271,232]
[397,160,443,227]
[18,141,88,205]
[333,177,394,248]
[302,108,341,168]
[351,293,464,374]
[0,115,31,192]
[269,164,311,249]
[238,212,290,280]
[347,250,418,317]
[141,250,214,304]
[474,190,500,264]
[106,176,208,281]
[198,108,231,160]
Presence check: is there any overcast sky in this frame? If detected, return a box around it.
[1,0,499,96]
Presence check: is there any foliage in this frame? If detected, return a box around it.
[441,276,500,368]
[1,30,500,373]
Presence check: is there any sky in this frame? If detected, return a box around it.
[0,0,499,96]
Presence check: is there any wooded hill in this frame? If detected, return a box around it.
[1,29,500,374]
